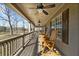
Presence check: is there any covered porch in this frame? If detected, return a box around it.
[0,3,79,56]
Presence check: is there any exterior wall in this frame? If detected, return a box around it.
[45,21,51,38]
[55,4,79,56]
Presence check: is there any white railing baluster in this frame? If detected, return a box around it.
[14,40,16,52]
[0,45,1,56]
[10,41,11,56]
[22,36,24,49]
[5,42,8,56]
[1,44,5,56]
[11,41,13,56]
[0,31,36,56]
[8,41,11,56]
[16,39,17,51]
[12,40,14,54]
[12,40,14,55]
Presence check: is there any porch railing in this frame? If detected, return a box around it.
[0,31,37,56]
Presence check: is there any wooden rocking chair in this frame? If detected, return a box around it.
[40,29,58,55]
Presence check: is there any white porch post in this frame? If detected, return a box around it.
[29,22,31,32]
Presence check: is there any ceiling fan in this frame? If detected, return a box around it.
[35,3,55,15]
[37,3,55,15]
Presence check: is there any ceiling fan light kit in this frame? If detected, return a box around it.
[37,9,43,13]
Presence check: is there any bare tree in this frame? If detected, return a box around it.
[13,16,19,34]
[0,4,14,35]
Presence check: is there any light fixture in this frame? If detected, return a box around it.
[38,20,41,26]
[37,9,43,13]
[38,20,41,23]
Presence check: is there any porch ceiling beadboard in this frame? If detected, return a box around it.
[10,3,63,26]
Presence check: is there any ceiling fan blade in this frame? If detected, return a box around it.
[25,3,55,9]
[43,4,55,9]
[42,10,48,15]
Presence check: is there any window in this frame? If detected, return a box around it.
[51,14,62,40]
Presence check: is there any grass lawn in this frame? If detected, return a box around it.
[0,32,24,40]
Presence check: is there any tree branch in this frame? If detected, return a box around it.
[0,16,8,21]
[0,5,11,17]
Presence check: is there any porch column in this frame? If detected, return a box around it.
[29,22,31,32]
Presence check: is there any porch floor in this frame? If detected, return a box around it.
[18,36,38,56]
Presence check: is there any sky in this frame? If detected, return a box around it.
[0,3,29,29]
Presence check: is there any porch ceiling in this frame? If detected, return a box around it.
[10,3,64,26]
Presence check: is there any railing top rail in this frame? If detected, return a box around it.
[0,31,36,44]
